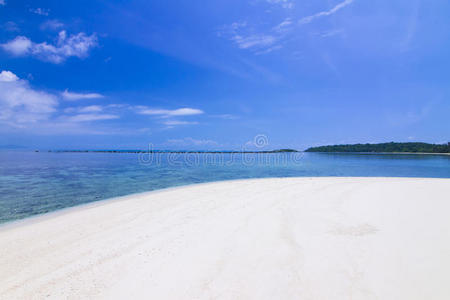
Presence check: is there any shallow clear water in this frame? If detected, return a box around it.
[0,151,449,223]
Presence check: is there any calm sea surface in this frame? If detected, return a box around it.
[0,151,449,223]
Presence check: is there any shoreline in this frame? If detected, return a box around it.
[0,178,251,230]
[307,151,450,156]
[0,176,448,229]
[1,177,449,299]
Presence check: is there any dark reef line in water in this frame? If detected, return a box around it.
[44,149,300,154]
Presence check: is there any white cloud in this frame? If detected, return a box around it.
[78,105,103,113]
[40,20,64,31]
[299,0,355,25]
[1,36,32,56]
[0,70,58,127]
[61,89,104,101]
[0,0,5,6]
[64,105,103,113]
[163,120,198,126]
[136,106,203,128]
[0,71,126,134]
[63,114,119,122]
[105,103,128,109]
[137,107,204,117]
[1,31,98,63]
[30,8,50,16]
[0,70,19,82]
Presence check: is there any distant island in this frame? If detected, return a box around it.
[305,142,450,154]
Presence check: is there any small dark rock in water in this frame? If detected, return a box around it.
[35,150,39,152]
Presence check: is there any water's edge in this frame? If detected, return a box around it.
[2,176,449,230]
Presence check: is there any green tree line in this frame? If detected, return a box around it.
[305,142,450,153]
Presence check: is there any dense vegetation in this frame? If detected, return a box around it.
[305,142,450,153]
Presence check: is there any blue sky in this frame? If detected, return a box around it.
[0,0,449,150]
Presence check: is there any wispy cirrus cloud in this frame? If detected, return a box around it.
[162,120,198,126]
[63,113,119,122]
[136,106,204,117]
[136,106,204,128]
[220,1,355,54]
[219,13,296,54]
[64,105,103,114]
[0,0,5,6]
[210,114,238,120]
[219,21,283,54]
[61,89,104,101]
[61,103,126,124]
[273,18,293,33]
[299,0,355,25]
[319,29,345,38]
[232,34,277,50]
[1,31,98,64]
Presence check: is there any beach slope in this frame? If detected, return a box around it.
[0,177,449,299]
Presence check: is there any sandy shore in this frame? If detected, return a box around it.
[1,177,449,299]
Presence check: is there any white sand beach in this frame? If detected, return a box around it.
[0,177,449,299]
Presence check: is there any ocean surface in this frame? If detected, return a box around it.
[0,151,449,223]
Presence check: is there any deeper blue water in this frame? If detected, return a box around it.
[0,151,449,223]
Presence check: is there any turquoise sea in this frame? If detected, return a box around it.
[0,151,449,223]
